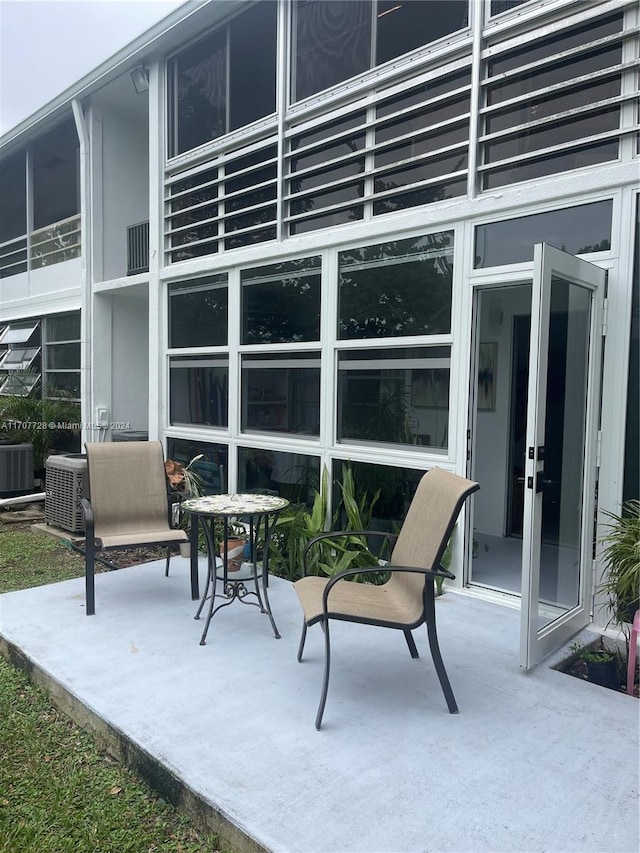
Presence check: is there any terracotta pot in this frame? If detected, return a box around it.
[219,538,244,571]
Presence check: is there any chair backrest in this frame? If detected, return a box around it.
[85,441,170,537]
[389,467,480,600]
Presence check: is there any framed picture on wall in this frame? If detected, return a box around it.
[478,342,497,411]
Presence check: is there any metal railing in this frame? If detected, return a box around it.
[0,215,81,278]
[127,220,149,275]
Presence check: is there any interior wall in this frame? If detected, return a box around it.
[100,109,149,282]
[111,287,149,431]
[474,285,531,537]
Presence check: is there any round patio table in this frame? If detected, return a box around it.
[181,493,289,645]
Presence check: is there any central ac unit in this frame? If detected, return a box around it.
[0,442,34,497]
[45,454,88,533]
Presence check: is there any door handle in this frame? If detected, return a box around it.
[525,473,556,492]
[538,476,559,488]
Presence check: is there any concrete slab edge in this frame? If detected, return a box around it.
[0,636,270,853]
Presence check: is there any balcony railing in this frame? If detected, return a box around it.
[30,215,81,269]
[0,236,28,279]
[127,220,149,275]
[0,214,81,279]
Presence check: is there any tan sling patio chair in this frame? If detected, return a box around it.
[294,467,480,729]
[81,441,189,615]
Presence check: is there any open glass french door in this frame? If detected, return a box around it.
[520,244,605,668]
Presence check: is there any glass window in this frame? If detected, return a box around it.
[229,2,277,132]
[238,447,320,503]
[481,14,624,190]
[46,313,80,342]
[241,353,321,436]
[32,119,79,230]
[169,2,277,157]
[338,346,450,449]
[488,15,622,81]
[166,438,228,494]
[0,150,26,243]
[288,113,367,233]
[44,372,80,399]
[167,167,219,261]
[0,373,39,397]
[376,1,468,65]
[44,343,80,371]
[333,458,424,526]
[484,109,620,165]
[294,1,371,102]
[224,146,277,250]
[483,141,620,191]
[485,78,621,135]
[474,201,613,268]
[0,322,39,345]
[490,0,528,15]
[293,0,468,102]
[0,347,39,371]
[338,233,453,339]
[290,206,365,236]
[43,312,80,400]
[169,276,228,348]
[242,258,321,344]
[169,356,228,427]
[623,196,639,503]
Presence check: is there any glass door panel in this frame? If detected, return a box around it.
[520,244,604,668]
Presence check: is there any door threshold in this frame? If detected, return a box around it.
[458,584,521,610]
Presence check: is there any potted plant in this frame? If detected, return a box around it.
[570,641,620,690]
[218,523,246,572]
[598,499,640,640]
[165,454,204,557]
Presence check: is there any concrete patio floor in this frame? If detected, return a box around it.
[0,556,638,853]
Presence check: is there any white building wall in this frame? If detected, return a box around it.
[0,260,81,320]
[100,110,149,282]
[110,287,149,431]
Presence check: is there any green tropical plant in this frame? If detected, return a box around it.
[598,499,640,639]
[266,464,389,582]
[0,387,81,473]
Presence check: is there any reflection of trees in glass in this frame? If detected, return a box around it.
[169,281,228,349]
[575,240,611,253]
[338,233,453,339]
[177,71,226,151]
[243,258,321,344]
[244,277,320,343]
[372,155,467,217]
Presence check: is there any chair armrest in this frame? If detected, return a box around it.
[80,497,95,542]
[302,529,398,577]
[321,564,454,613]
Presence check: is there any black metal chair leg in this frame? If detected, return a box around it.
[316,620,331,730]
[85,542,95,616]
[165,546,171,577]
[404,629,419,659]
[424,580,458,714]
[297,622,307,662]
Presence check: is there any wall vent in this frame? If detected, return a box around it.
[127,220,149,275]
[45,454,88,533]
[0,442,34,497]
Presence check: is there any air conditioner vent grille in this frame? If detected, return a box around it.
[0,442,34,497]
[45,454,88,533]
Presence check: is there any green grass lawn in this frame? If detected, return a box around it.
[0,524,84,593]
[0,518,230,853]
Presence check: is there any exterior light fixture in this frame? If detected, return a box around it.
[130,65,149,95]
